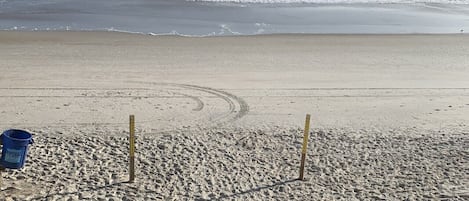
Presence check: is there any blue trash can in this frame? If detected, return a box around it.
[0,129,33,169]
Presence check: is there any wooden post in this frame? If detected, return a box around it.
[129,115,135,183]
[0,168,3,189]
[1,139,3,188]
[299,114,311,180]
[0,167,5,189]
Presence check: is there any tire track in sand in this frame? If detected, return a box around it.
[172,91,204,111]
[0,83,249,127]
[131,82,249,124]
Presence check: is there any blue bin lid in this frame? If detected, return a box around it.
[2,129,33,142]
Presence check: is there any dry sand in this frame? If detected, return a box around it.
[0,31,468,200]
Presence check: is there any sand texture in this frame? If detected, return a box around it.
[0,31,468,200]
[0,128,468,200]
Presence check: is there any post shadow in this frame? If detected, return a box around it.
[27,181,135,200]
[25,178,300,200]
[196,178,300,201]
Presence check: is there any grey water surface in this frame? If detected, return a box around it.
[1,0,469,35]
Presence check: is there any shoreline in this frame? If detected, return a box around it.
[1,30,469,38]
[2,1,469,36]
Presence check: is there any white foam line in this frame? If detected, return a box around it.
[2,25,467,37]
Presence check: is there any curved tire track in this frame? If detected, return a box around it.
[0,82,249,127]
[132,82,249,124]
[172,91,204,111]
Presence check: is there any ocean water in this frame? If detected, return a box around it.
[192,0,469,3]
[1,0,469,36]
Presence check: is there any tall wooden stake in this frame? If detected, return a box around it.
[0,168,3,189]
[0,167,6,189]
[299,114,311,180]
[129,115,135,183]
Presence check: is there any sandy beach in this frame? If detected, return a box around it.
[0,31,468,200]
